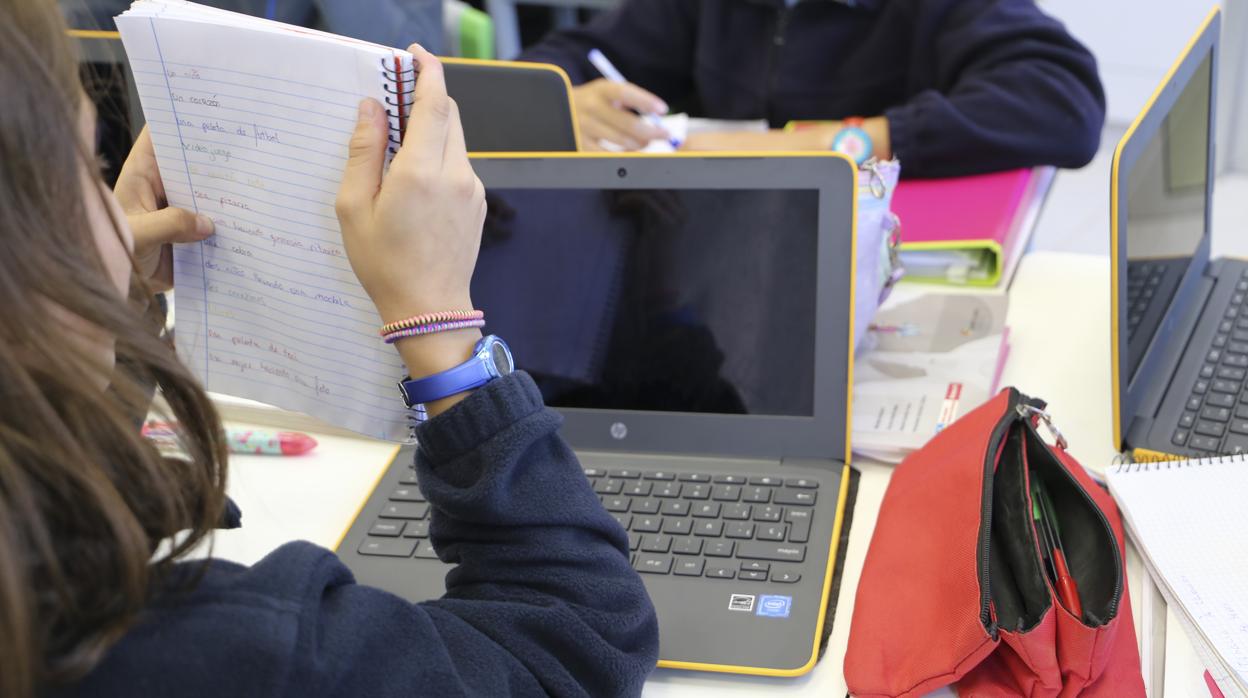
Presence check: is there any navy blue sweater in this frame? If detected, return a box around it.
[521,0,1106,177]
[54,373,659,697]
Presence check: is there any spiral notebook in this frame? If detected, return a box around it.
[1106,456,1248,697]
[116,1,416,440]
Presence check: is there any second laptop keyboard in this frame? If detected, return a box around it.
[1173,272,1248,453]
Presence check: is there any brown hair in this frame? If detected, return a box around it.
[0,2,230,696]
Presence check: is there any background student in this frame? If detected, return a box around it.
[0,2,657,696]
[520,0,1107,177]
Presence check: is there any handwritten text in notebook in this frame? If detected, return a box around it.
[117,1,415,440]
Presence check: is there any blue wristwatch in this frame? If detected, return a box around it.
[397,335,514,408]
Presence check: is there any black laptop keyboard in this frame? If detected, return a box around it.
[357,466,818,585]
[1126,262,1167,340]
[1172,274,1248,454]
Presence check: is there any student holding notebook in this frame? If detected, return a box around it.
[0,2,657,696]
[521,0,1107,177]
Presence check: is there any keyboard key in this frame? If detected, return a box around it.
[1212,379,1240,394]
[754,505,784,522]
[641,534,673,553]
[1220,366,1248,380]
[741,561,770,573]
[1225,319,1240,333]
[663,518,692,535]
[1209,349,1223,364]
[1187,395,1204,411]
[1231,420,1248,435]
[1236,404,1248,419]
[692,502,722,518]
[786,509,812,543]
[609,469,641,479]
[389,487,426,503]
[625,482,652,497]
[632,498,661,515]
[629,533,642,551]
[413,541,441,559]
[1216,334,1231,347]
[723,503,752,520]
[1194,379,1210,395]
[739,570,768,581]
[678,473,711,482]
[369,520,405,537]
[633,516,662,533]
[682,484,711,500]
[705,566,735,579]
[643,471,676,480]
[1226,353,1248,368]
[725,522,756,539]
[1195,420,1227,437]
[742,487,772,503]
[603,497,630,512]
[398,468,419,485]
[774,489,817,506]
[736,542,806,563]
[758,524,788,541]
[612,514,632,529]
[582,468,605,477]
[712,485,742,501]
[358,538,416,557]
[785,478,819,489]
[1182,411,1200,427]
[1234,330,1248,343]
[634,554,673,574]
[379,502,429,520]
[695,521,725,537]
[1171,430,1187,446]
[402,520,430,538]
[1200,407,1229,423]
[714,474,749,484]
[673,558,705,576]
[771,569,802,583]
[653,483,682,498]
[1207,393,1236,408]
[1231,342,1248,355]
[750,476,784,486]
[1224,434,1248,454]
[704,541,735,557]
[594,479,624,495]
[1189,435,1220,451]
[661,500,691,516]
[672,537,703,555]
[1201,364,1217,379]
[1227,308,1240,320]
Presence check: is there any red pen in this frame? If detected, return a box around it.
[1036,482,1083,619]
[143,421,318,456]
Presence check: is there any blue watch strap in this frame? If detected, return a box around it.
[396,335,513,407]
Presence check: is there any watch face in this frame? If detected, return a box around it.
[488,338,514,376]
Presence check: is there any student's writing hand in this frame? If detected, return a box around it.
[337,45,486,412]
[113,127,215,292]
[573,78,670,151]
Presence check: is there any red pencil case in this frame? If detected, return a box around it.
[844,388,1145,697]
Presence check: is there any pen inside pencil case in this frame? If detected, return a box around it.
[988,424,1051,632]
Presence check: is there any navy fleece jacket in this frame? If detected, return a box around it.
[53,372,660,697]
[520,0,1107,177]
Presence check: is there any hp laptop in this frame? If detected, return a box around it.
[338,153,857,676]
[443,58,580,153]
[1111,8,1243,458]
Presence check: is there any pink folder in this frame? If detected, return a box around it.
[892,168,1048,286]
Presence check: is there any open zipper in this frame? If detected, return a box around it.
[977,388,1023,638]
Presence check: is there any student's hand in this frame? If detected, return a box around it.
[572,78,670,151]
[337,45,487,412]
[113,128,215,292]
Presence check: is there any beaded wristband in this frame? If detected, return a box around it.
[379,309,484,337]
[382,317,486,344]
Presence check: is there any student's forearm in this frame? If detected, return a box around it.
[392,329,482,417]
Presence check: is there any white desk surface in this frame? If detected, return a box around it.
[199,250,1173,696]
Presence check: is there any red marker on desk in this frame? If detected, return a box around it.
[143,422,318,456]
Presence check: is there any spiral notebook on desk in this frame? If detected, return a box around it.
[116,0,415,440]
[1106,456,1248,697]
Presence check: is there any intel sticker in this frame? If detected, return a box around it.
[756,595,792,618]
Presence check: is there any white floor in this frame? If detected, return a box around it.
[1031,125,1248,258]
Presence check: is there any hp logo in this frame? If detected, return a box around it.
[610,422,628,440]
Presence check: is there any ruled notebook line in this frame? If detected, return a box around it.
[118,0,416,441]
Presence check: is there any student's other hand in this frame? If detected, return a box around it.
[573,78,670,151]
[337,45,485,325]
[114,127,215,292]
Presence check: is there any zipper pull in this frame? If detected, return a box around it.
[1016,403,1068,451]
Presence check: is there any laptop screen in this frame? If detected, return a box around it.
[471,188,818,418]
[1124,51,1213,381]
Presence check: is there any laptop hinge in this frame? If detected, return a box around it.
[1133,270,1216,423]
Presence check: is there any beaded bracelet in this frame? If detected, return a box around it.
[379,309,484,337]
[381,317,486,344]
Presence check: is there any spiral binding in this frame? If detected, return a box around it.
[1109,450,1248,473]
[379,57,415,155]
